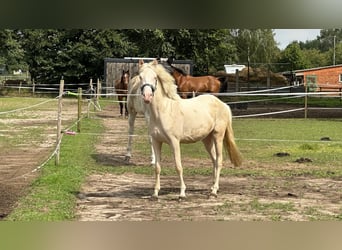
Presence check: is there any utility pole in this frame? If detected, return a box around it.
[247,45,250,90]
[333,35,336,65]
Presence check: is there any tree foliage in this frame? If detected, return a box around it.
[231,29,280,71]
[18,29,133,83]
[0,29,27,73]
[1,28,340,84]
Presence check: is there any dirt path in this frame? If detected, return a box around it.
[0,99,82,219]
[76,104,342,221]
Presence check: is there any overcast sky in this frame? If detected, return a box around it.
[274,29,321,50]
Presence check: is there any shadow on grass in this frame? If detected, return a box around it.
[91,153,134,167]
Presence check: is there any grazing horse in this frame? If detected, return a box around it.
[139,60,242,198]
[125,72,155,165]
[115,70,130,117]
[166,61,222,99]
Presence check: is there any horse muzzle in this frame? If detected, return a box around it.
[141,84,155,104]
[143,92,153,104]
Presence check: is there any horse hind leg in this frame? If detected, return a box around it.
[211,139,224,196]
[202,135,223,197]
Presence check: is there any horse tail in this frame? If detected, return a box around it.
[224,106,242,167]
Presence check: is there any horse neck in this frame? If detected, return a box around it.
[118,78,128,90]
[172,71,184,86]
[147,82,175,118]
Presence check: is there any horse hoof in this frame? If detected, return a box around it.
[178,195,186,201]
[150,195,159,201]
[124,156,130,162]
[208,192,218,198]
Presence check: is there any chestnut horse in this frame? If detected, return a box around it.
[139,60,242,198]
[166,61,222,98]
[115,70,130,117]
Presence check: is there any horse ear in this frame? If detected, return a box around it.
[152,59,158,65]
[138,59,144,67]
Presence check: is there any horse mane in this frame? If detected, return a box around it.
[127,75,140,93]
[141,61,181,101]
[171,65,187,76]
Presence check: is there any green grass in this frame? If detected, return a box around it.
[6,117,103,221]
[109,95,342,178]
[4,97,342,221]
[233,118,342,171]
[129,117,342,178]
[0,97,52,112]
[221,94,342,108]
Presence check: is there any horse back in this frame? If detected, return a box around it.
[179,75,220,93]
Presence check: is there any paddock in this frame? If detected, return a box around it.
[72,103,342,221]
[2,86,342,221]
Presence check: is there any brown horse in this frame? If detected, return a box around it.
[115,69,130,117]
[166,63,222,98]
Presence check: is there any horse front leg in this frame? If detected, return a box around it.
[149,135,156,165]
[151,140,162,199]
[119,102,123,116]
[125,112,136,162]
[124,101,128,118]
[170,139,186,198]
[144,113,155,165]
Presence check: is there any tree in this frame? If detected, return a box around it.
[278,42,308,71]
[317,29,342,52]
[0,29,27,73]
[56,29,133,83]
[19,29,61,83]
[301,48,329,68]
[188,29,236,74]
[19,29,133,83]
[325,42,342,65]
[231,29,280,72]
[120,29,237,75]
[232,29,279,63]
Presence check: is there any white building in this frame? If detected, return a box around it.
[224,64,246,74]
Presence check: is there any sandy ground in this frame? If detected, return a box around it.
[75,104,342,221]
[0,98,82,219]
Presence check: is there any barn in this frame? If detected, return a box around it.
[293,64,342,91]
[103,57,193,95]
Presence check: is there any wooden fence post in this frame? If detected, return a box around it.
[19,81,22,95]
[235,69,239,92]
[77,87,82,132]
[32,79,35,96]
[304,84,308,119]
[97,78,101,98]
[55,79,64,166]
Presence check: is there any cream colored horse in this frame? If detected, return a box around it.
[125,73,155,165]
[139,60,242,198]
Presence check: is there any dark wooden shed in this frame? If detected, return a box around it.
[103,57,193,95]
